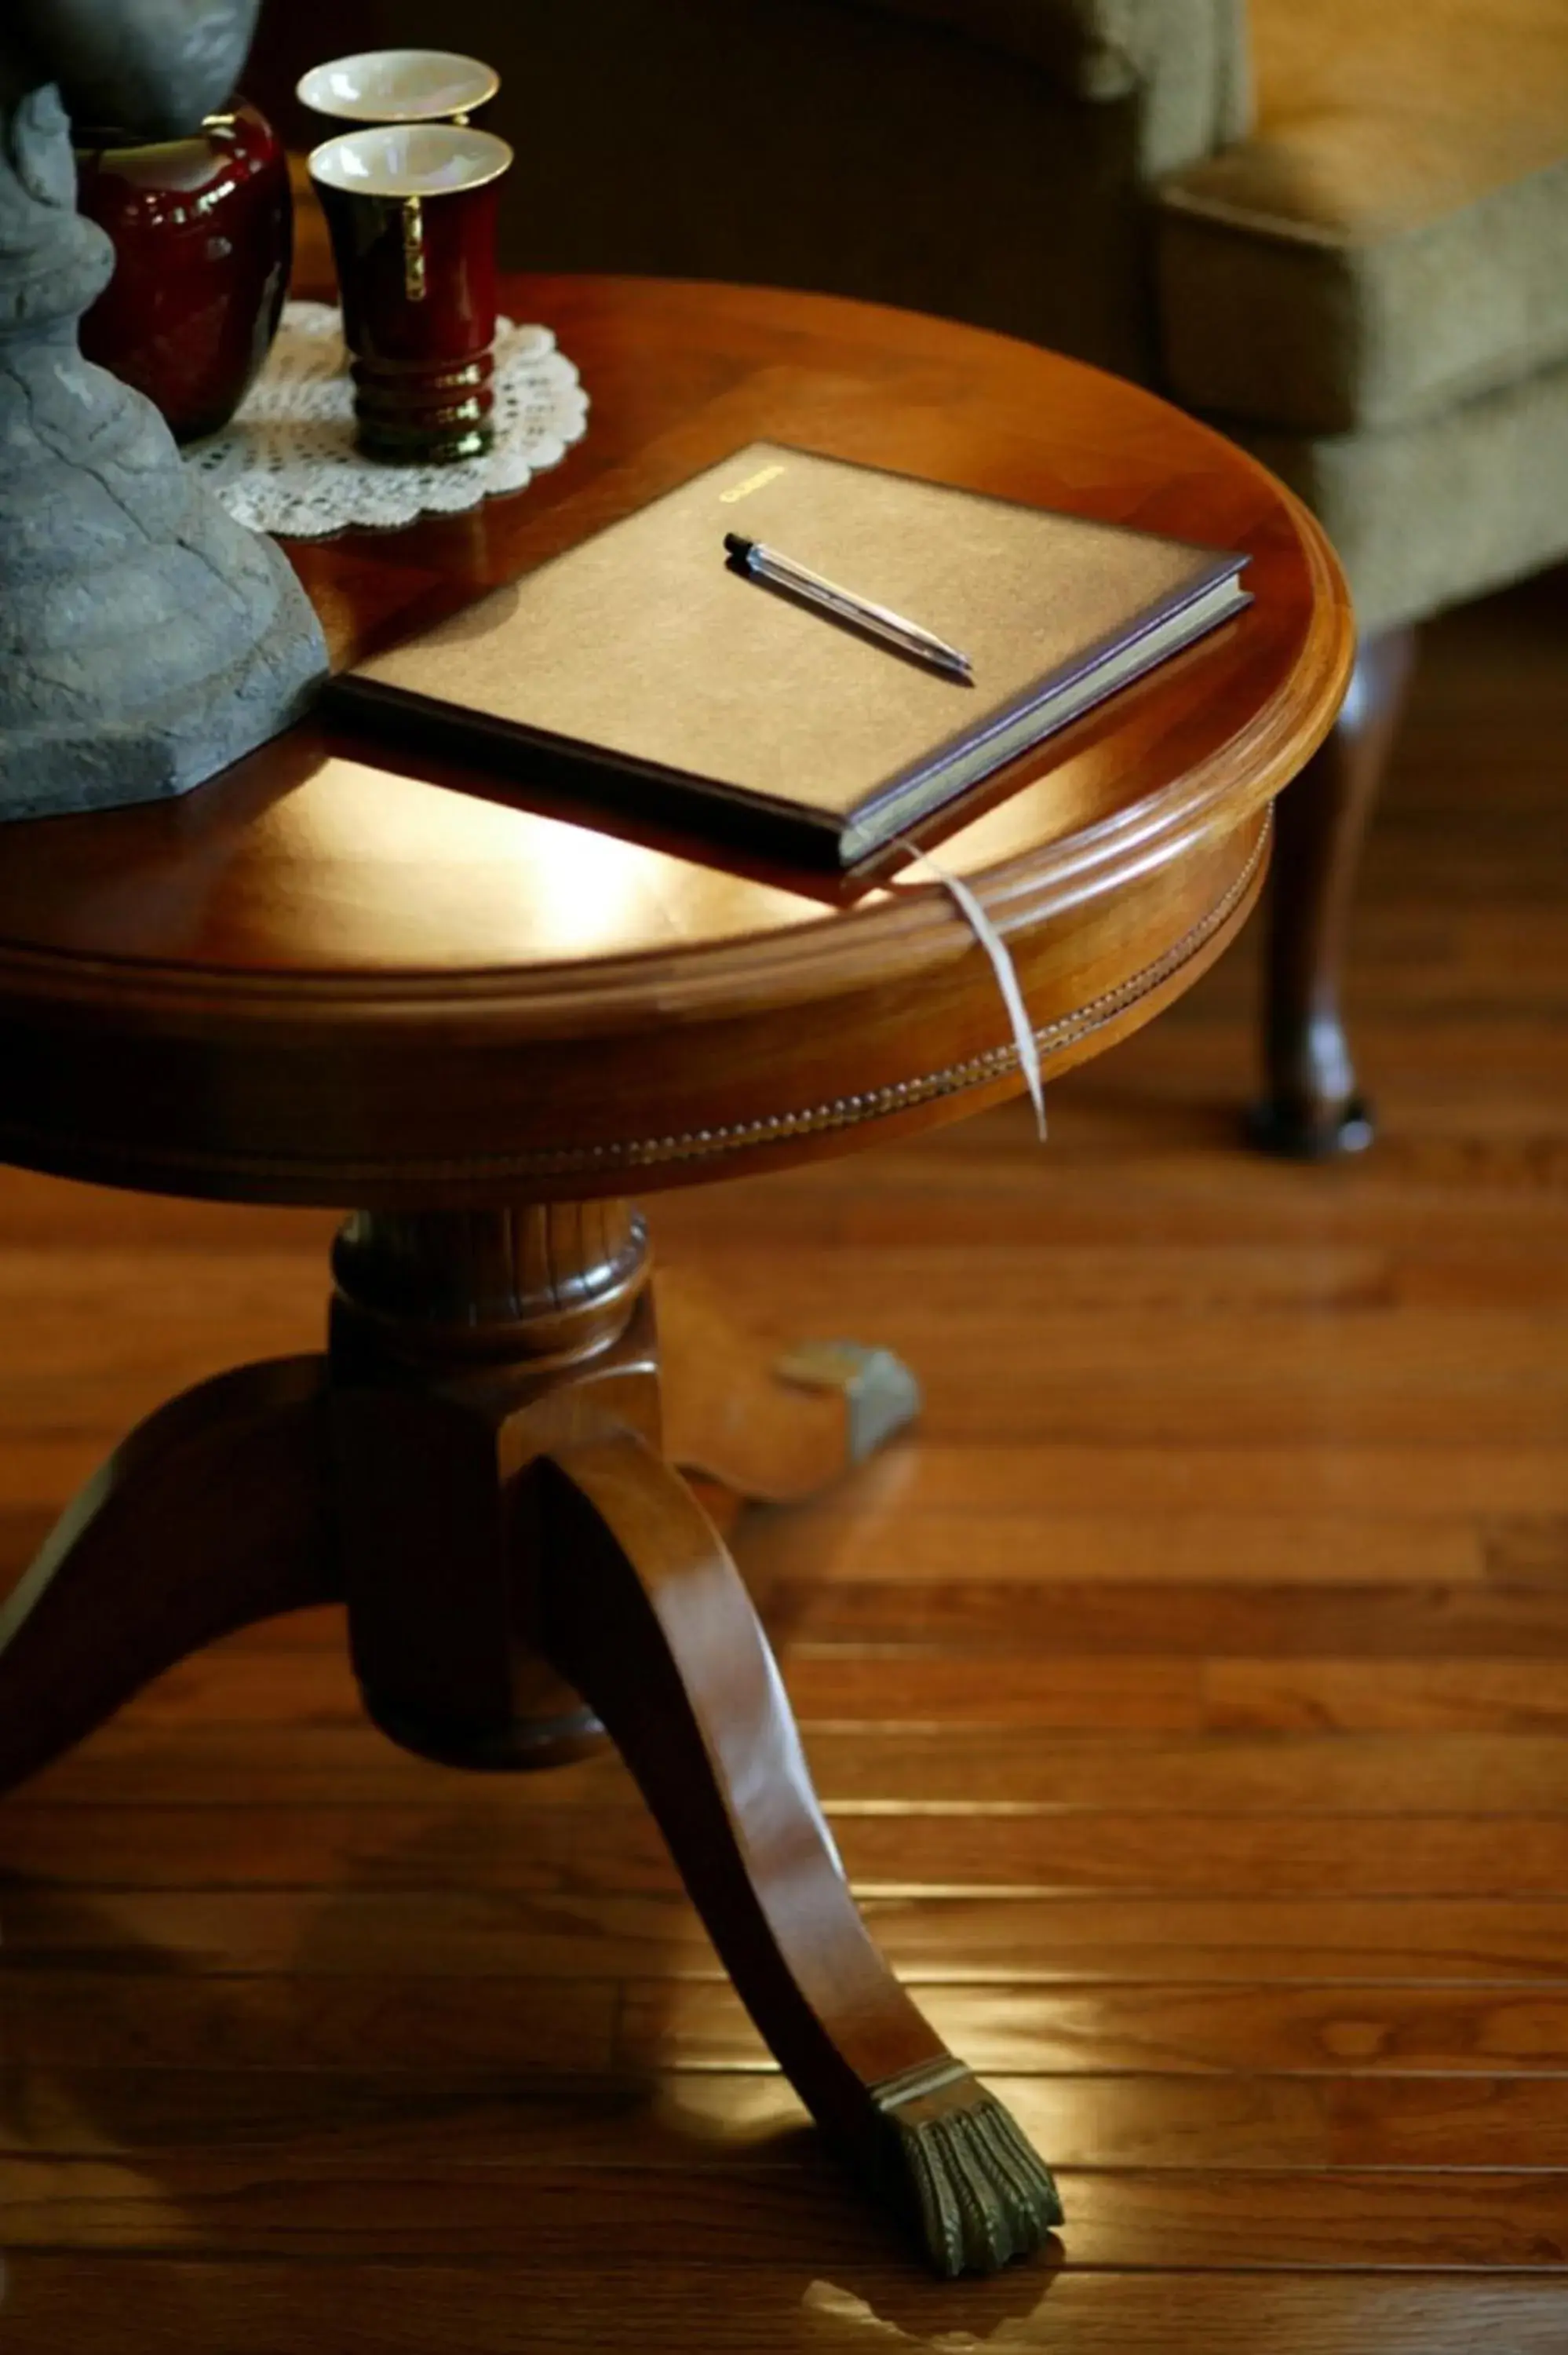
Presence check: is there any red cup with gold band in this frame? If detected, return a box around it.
[308,123,512,464]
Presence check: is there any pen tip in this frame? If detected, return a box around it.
[723,532,754,560]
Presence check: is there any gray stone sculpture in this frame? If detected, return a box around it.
[0,0,326,821]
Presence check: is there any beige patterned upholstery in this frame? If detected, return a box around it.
[1154,0,1568,630]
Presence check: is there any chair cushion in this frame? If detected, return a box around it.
[1234,354,1568,636]
[1154,0,1568,433]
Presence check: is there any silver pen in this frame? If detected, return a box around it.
[723,533,973,680]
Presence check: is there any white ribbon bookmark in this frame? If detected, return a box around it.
[892,841,1048,1141]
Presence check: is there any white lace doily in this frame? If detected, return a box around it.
[186,299,589,538]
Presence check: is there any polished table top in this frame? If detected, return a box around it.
[0,276,1351,1206]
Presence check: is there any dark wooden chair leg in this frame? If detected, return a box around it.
[531,1427,1061,2276]
[658,1269,921,1505]
[0,1355,338,1795]
[1249,626,1417,1158]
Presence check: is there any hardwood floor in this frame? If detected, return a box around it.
[2,571,1565,2348]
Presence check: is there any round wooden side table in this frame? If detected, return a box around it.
[0,277,1351,2277]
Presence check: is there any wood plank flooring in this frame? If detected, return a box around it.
[2,571,1565,2349]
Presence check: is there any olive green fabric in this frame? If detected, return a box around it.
[1237,356,1568,636]
[1157,0,1568,433]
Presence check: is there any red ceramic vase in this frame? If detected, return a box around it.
[75,99,293,445]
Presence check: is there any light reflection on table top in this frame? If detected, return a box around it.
[245,736,1122,973]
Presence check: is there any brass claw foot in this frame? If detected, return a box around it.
[873,2057,1063,2277]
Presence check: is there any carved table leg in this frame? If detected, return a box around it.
[532,1428,1062,2275]
[3,1195,1055,2273]
[0,1356,337,1794]
[1249,626,1417,1158]
[329,1201,1059,2273]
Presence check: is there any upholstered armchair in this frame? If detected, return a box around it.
[260,0,1568,1151]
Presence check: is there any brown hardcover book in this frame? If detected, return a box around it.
[335,442,1250,866]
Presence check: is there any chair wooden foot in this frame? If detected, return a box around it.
[1250,626,1417,1158]
[532,1428,1061,2275]
[0,1356,338,1795]
[659,1271,921,1504]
